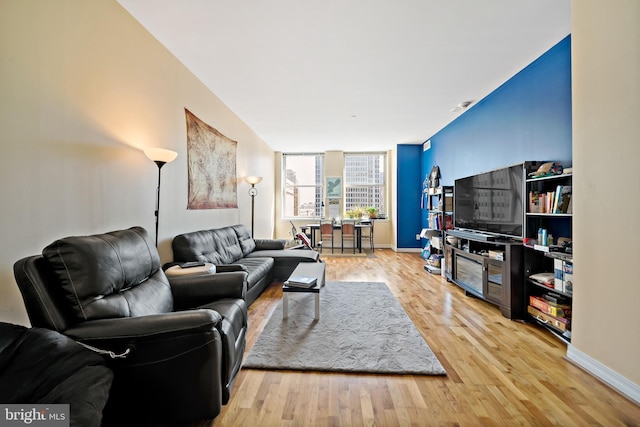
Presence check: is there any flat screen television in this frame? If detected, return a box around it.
[454,163,525,239]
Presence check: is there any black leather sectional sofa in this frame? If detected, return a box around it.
[172,224,321,305]
[10,223,320,425]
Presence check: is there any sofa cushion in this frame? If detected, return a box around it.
[254,239,287,250]
[173,227,244,265]
[216,226,244,263]
[231,224,256,256]
[237,257,274,289]
[244,249,320,281]
[42,227,173,321]
[172,230,224,264]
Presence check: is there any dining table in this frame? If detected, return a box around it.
[302,221,372,253]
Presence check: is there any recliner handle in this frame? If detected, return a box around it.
[78,342,132,359]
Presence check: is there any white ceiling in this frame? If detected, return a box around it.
[117,0,571,153]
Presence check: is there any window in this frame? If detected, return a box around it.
[283,153,324,218]
[344,152,386,215]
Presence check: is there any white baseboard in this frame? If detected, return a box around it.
[394,247,422,253]
[566,344,640,405]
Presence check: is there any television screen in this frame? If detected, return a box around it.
[454,164,524,239]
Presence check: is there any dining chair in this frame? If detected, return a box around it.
[341,220,356,253]
[360,219,374,252]
[319,219,334,253]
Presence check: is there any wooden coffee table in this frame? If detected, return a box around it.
[282,262,326,320]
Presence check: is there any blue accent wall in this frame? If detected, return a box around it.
[396,35,572,249]
[423,35,572,186]
[397,144,423,248]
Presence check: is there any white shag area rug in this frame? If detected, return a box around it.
[243,281,446,375]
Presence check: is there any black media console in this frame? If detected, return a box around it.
[446,229,495,242]
[444,229,524,319]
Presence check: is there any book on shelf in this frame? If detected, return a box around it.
[427,213,436,230]
[529,272,555,288]
[562,262,573,295]
[528,191,536,212]
[554,258,565,290]
[427,212,449,230]
[444,197,453,212]
[542,292,570,305]
[528,184,572,214]
[285,275,318,288]
[527,306,571,331]
[558,185,572,213]
[552,186,562,213]
[444,214,453,230]
[529,295,572,318]
[529,191,552,213]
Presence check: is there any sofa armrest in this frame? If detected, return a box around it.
[62,310,224,423]
[216,264,248,273]
[168,272,247,309]
[62,309,222,357]
[163,263,247,273]
[254,239,287,250]
[64,310,222,341]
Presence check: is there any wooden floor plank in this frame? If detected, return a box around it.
[157,250,640,427]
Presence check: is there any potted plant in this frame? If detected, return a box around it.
[366,206,378,218]
[352,206,364,219]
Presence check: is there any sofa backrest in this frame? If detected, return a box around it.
[172,224,256,265]
[231,224,256,256]
[39,227,173,322]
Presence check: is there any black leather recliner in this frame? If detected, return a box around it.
[0,322,113,427]
[13,226,248,424]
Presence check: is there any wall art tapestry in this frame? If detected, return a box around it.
[185,109,238,209]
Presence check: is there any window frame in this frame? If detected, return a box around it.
[343,151,387,216]
[282,153,325,219]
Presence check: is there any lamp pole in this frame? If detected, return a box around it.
[245,176,263,238]
[250,184,256,238]
[152,161,167,247]
[144,148,178,246]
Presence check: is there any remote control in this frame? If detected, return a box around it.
[180,261,205,268]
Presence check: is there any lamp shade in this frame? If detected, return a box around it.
[143,147,178,164]
[246,176,263,185]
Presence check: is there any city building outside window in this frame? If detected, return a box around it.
[283,153,324,218]
[344,152,386,217]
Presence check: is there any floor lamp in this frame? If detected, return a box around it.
[246,176,263,238]
[144,147,178,246]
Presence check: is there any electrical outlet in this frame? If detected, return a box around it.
[416,234,421,240]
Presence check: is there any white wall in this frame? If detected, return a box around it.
[0,0,274,325]
[570,0,640,392]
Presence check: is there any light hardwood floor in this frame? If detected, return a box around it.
[171,250,640,426]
